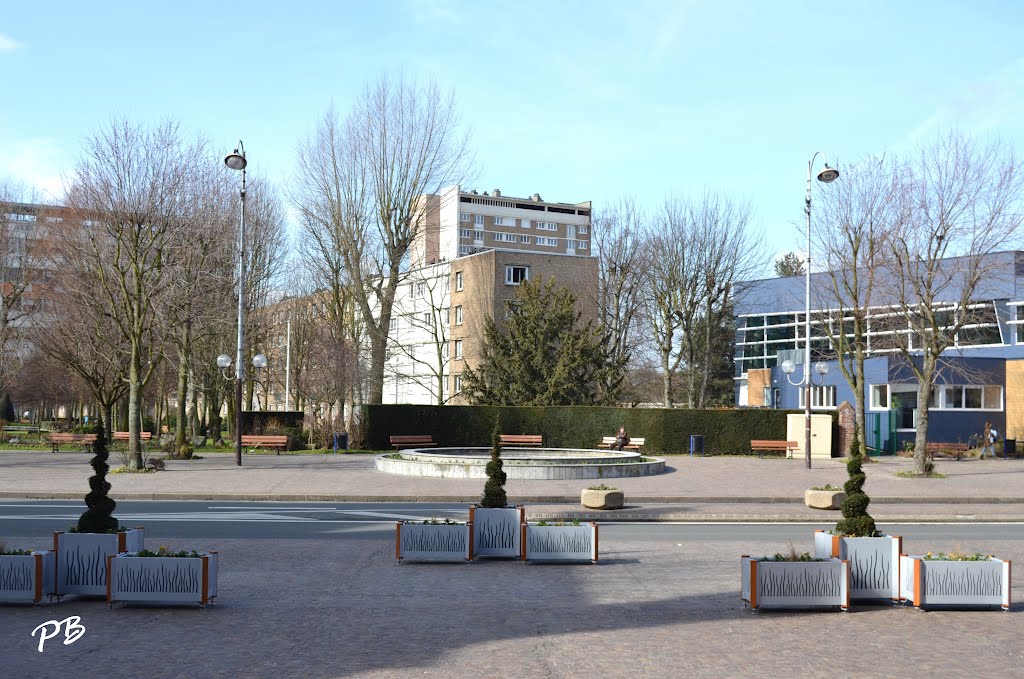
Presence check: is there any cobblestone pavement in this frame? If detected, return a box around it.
[2,532,1021,679]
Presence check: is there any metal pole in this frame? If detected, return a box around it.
[235,163,247,467]
[285,318,291,411]
[804,157,814,469]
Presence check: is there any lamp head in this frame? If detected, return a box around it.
[224,144,247,171]
[780,359,796,375]
[814,361,830,376]
[252,353,268,369]
[817,164,839,183]
[216,354,232,369]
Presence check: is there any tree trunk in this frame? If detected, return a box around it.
[128,343,143,470]
[913,355,936,475]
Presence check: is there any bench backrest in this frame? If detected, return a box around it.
[390,435,434,443]
[924,442,968,450]
[241,435,289,443]
[113,432,152,440]
[750,440,799,448]
[500,434,542,443]
[629,438,646,446]
[49,433,97,441]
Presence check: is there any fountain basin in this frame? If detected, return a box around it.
[375,447,667,480]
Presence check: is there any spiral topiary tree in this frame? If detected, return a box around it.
[76,414,119,533]
[480,418,507,508]
[835,429,877,537]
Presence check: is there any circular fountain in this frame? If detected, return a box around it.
[375,447,666,480]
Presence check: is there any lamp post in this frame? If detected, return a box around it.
[782,152,839,469]
[224,141,247,466]
[217,352,268,463]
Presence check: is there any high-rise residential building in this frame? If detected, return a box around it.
[386,186,598,404]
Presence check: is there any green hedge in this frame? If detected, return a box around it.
[364,405,815,455]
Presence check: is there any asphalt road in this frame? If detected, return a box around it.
[2,499,1022,544]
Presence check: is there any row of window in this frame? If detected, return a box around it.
[457,212,588,234]
[457,228,589,249]
[870,384,1003,411]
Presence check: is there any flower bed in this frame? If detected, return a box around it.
[522,522,598,563]
[107,549,218,607]
[813,531,901,601]
[899,554,1011,610]
[741,555,850,611]
[55,528,144,596]
[0,551,55,603]
[396,521,472,562]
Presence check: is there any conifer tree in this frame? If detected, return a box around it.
[835,429,877,537]
[77,413,119,533]
[480,419,507,508]
[462,278,623,405]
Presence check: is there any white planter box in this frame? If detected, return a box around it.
[55,528,144,596]
[900,555,1011,610]
[814,531,901,601]
[470,506,524,559]
[396,522,472,562]
[108,551,218,607]
[741,555,850,611]
[523,523,598,563]
[0,551,56,603]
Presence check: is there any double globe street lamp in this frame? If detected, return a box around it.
[782,152,839,469]
[223,141,249,467]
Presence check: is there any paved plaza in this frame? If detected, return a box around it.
[1,451,1023,677]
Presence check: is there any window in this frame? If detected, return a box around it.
[458,245,471,255]
[577,240,588,250]
[454,374,462,394]
[474,230,484,241]
[454,340,463,359]
[536,222,557,231]
[798,386,836,409]
[505,265,529,285]
[422,312,431,325]
[870,384,888,409]
[455,271,463,291]
[474,214,484,225]
[578,225,589,234]
[455,305,463,325]
[460,229,472,239]
[544,237,558,246]
[493,216,505,226]
[389,318,397,332]
[460,212,469,222]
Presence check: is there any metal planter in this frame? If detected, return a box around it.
[522,523,598,563]
[741,555,850,611]
[54,528,144,596]
[899,555,1011,610]
[107,551,218,607]
[470,506,524,559]
[813,531,901,601]
[396,522,472,562]
[0,551,56,603]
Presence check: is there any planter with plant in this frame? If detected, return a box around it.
[812,430,900,602]
[55,416,144,596]
[106,546,217,607]
[0,543,55,603]
[521,519,598,563]
[804,484,846,510]
[899,550,1011,610]
[581,484,623,510]
[471,421,524,559]
[396,518,472,562]
[741,544,850,611]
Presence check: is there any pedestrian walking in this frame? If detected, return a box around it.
[980,421,998,459]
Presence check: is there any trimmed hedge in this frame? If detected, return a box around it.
[364,405,815,455]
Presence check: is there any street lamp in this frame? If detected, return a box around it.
[785,152,839,469]
[216,352,268,462]
[225,141,247,466]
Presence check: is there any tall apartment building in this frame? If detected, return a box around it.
[385,185,598,404]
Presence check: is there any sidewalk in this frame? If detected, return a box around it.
[3,450,1023,521]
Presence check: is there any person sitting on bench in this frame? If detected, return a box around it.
[614,425,630,451]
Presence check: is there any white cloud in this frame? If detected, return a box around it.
[0,34,21,51]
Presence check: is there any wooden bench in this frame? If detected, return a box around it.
[925,442,969,461]
[241,435,289,455]
[750,440,799,459]
[499,434,543,447]
[49,432,98,453]
[389,435,437,449]
[597,436,646,452]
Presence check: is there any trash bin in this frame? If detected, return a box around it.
[1004,439,1016,459]
[689,434,704,456]
[333,432,349,453]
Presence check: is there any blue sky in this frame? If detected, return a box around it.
[2,1,1023,269]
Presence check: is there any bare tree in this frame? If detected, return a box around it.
[813,154,903,457]
[885,133,1024,474]
[64,119,210,468]
[594,198,647,402]
[293,76,472,405]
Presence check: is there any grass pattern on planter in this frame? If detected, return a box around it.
[759,567,842,598]
[401,528,468,554]
[848,548,891,591]
[527,529,592,556]
[477,520,517,551]
[115,562,200,595]
[64,545,106,588]
[0,561,32,591]
[925,566,1002,598]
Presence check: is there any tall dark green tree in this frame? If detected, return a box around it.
[462,278,624,405]
[77,413,119,533]
[480,419,507,508]
[0,392,14,423]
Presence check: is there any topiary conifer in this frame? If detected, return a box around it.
[480,419,507,508]
[77,414,119,533]
[835,429,877,537]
